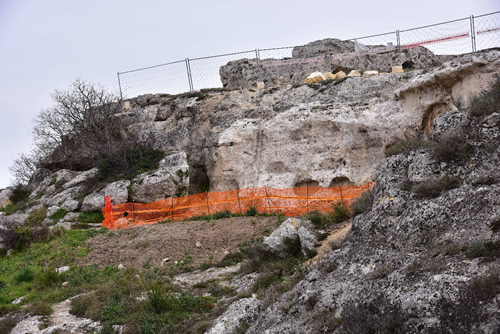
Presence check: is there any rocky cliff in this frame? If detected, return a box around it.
[244,87,500,334]
[12,50,495,226]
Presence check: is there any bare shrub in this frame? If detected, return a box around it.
[385,137,428,157]
[431,128,471,163]
[468,74,500,117]
[412,175,461,199]
[351,190,373,217]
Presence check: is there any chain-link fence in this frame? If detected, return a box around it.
[117,11,500,99]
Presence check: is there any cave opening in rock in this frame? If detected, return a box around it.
[329,176,353,188]
[188,164,210,194]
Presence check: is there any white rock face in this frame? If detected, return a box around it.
[63,167,98,189]
[42,186,82,212]
[206,297,261,334]
[132,152,189,203]
[81,180,130,211]
[10,294,101,334]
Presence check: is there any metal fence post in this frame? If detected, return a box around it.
[255,49,263,83]
[185,58,194,92]
[396,30,402,65]
[117,72,123,102]
[470,15,477,54]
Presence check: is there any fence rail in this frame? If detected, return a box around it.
[117,11,500,99]
[102,183,373,230]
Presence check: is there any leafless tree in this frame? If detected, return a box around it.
[11,78,133,184]
[9,149,41,185]
[32,77,125,161]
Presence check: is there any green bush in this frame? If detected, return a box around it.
[351,190,374,217]
[246,206,258,216]
[10,185,30,204]
[35,266,63,288]
[212,210,231,219]
[14,266,35,283]
[50,208,68,223]
[329,201,351,224]
[412,175,461,199]
[307,210,331,229]
[0,203,17,215]
[78,211,104,225]
[469,75,500,117]
[26,206,47,226]
[97,146,165,181]
[28,301,53,316]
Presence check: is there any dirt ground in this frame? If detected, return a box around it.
[77,216,280,268]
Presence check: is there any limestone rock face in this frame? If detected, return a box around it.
[131,152,190,203]
[219,38,445,90]
[207,297,262,334]
[81,180,130,211]
[245,108,500,334]
[395,50,500,134]
[292,38,355,59]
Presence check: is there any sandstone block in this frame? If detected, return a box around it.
[323,72,336,80]
[347,70,361,77]
[305,72,325,83]
[335,71,346,79]
[392,66,404,74]
[363,70,379,77]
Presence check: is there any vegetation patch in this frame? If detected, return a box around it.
[468,74,500,117]
[97,146,165,181]
[465,240,500,259]
[469,272,499,301]
[50,208,68,223]
[430,129,471,163]
[306,201,351,229]
[26,206,47,226]
[385,137,428,157]
[350,190,373,217]
[78,211,104,225]
[411,175,461,198]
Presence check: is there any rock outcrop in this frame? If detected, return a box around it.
[219,38,448,90]
[36,50,500,196]
[244,107,500,333]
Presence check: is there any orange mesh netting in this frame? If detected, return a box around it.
[102,183,374,230]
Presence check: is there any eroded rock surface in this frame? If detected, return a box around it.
[244,109,500,333]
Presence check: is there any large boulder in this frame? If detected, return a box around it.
[81,180,130,211]
[262,218,317,256]
[131,152,190,203]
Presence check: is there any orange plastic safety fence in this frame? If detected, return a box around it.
[102,183,374,230]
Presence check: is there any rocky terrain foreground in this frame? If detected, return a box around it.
[0,45,499,333]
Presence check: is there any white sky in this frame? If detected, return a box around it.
[0,0,498,189]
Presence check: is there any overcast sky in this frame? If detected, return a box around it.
[0,0,498,189]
